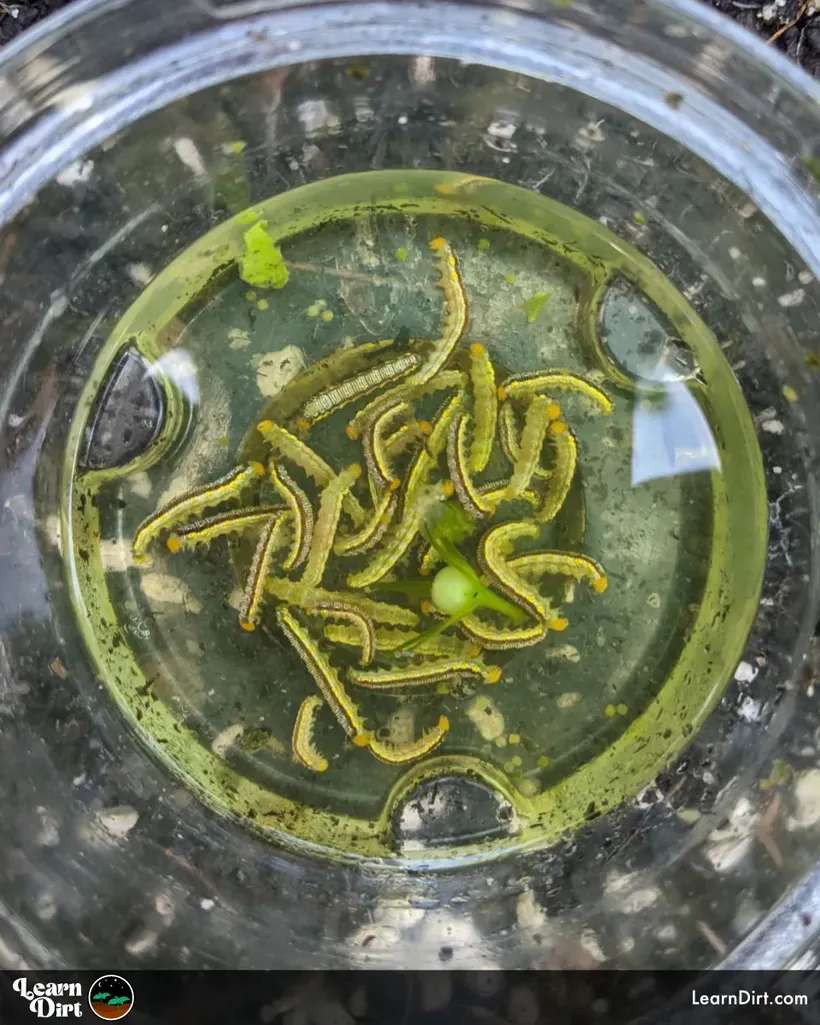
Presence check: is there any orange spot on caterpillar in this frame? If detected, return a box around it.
[497,386,508,401]
[545,402,561,421]
[420,599,435,616]
[352,733,371,748]
[239,619,256,632]
[429,236,446,251]
[487,667,502,684]
[550,617,570,632]
[295,417,311,434]
[593,576,608,593]
[132,464,265,561]
[345,424,359,440]
[250,461,266,476]
[467,642,482,658]
[549,420,567,435]
[257,420,274,433]
[388,477,401,491]
[469,342,486,355]
[166,535,182,554]
[417,419,433,436]
[441,481,455,498]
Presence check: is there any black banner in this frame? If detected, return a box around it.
[0,970,819,1024]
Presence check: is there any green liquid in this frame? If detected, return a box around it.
[62,171,766,864]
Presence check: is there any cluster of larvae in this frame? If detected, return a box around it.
[132,237,610,771]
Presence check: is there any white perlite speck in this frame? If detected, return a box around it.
[97,805,139,838]
[212,723,245,757]
[789,769,820,829]
[734,661,758,683]
[737,696,762,722]
[254,346,306,397]
[778,288,805,308]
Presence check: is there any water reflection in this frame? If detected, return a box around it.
[631,380,721,486]
[145,349,199,406]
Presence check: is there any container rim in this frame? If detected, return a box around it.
[1,0,819,107]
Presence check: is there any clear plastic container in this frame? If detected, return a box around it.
[0,0,818,974]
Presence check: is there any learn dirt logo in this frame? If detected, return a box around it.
[88,976,134,1020]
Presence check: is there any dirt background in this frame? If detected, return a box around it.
[0,0,819,73]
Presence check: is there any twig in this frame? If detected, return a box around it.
[769,1,809,44]
[754,791,784,868]
[288,260,391,286]
[0,231,17,288]
[697,919,728,957]
[797,21,807,61]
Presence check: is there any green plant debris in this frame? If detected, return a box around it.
[477,237,491,251]
[213,156,251,215]
[321,309,334,322]
[395,247,409,262]
[306,303,322,318]
[665,92,683,110]
[504,273,517,285]
[805,352,820,369]
[236,207,262,226]
[226,140,247,154]
[553,0,573,7]
[522,291,551,323]
[390,502,524,654]
[240,728,271,754]
[257,299,269,311]
[782,384,798,403]
[244,290,257,302]
[802,155,820,184]
[632,211,647,226]
[760,758,791,791]
[239,221,289,289]
[517,776,540,797]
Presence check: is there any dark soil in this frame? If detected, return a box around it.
[2,0,820,74]
[708,0,820,75]
[0,0,74,45]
